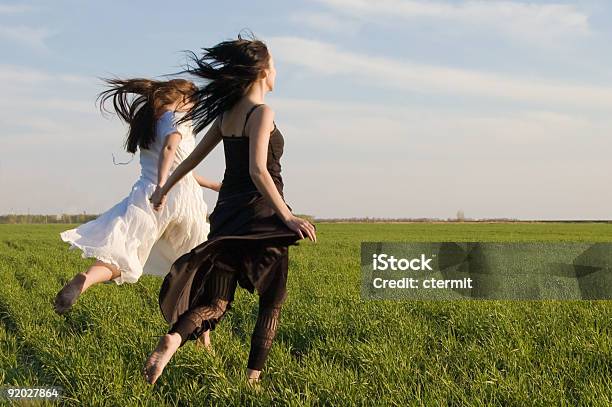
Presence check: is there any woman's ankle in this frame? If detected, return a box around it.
[246,368,261,383]
[195,330,212,350]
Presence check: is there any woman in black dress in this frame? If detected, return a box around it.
[144,35,317,385]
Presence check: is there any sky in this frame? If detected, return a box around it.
[1,0,611,220]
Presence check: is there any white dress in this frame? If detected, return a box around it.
[61,111,210,284]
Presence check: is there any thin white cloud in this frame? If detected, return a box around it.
[0,64,51,82]
[269,36,612,110]
[313,0,591,43]
[0,64,92,84]
[271,96,608,150]
[0,97,95,114]
[0,4,36,14]
[0,65,100,138]
[270,96,611,219]
[289,11,361,34]
[0,25,54,50]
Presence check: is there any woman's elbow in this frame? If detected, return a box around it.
[163,146,177,155]
[249,166,266,182]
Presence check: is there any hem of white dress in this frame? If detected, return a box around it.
[60,231,140,286]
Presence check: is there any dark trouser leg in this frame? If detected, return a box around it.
[169,269,237,346]
[247,247,289,371]
[247,305,283,370]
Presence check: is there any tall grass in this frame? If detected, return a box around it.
[0,223,611,406]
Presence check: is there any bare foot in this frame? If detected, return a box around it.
[247,376,262,392]
[54,273,87,315]
[246,368,262,389]
[195,331,213,352]
[143,333,182,385]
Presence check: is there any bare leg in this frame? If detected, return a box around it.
[54,260,121,315]
[143,333,182,385]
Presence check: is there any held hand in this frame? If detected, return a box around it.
[283,215,317,242]
[149,186,167,212]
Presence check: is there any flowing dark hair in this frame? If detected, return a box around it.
[97,78,197,153]
[180,32,271,133]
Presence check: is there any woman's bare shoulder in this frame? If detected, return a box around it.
[252,104,275,124]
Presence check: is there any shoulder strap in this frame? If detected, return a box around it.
[242,104,264,137]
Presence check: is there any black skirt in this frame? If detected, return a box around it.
[158,189,301,326]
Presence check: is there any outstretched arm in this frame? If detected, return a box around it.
[248,106,316,242]
[193,173,222,191]
[150,117,223,209]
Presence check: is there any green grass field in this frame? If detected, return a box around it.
[1,223,611,406]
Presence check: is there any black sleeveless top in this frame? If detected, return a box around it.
[205,103,294,241]
[217,104,284,202]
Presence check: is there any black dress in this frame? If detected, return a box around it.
[158,104,303,333]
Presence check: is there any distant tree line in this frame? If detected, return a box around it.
[0,214,608,224]
[311,217,611,223]
[0,214,99,224]
[311,217,518,223]
[1,213,310,224]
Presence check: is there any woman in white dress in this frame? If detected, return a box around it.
[54,79,219,331]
